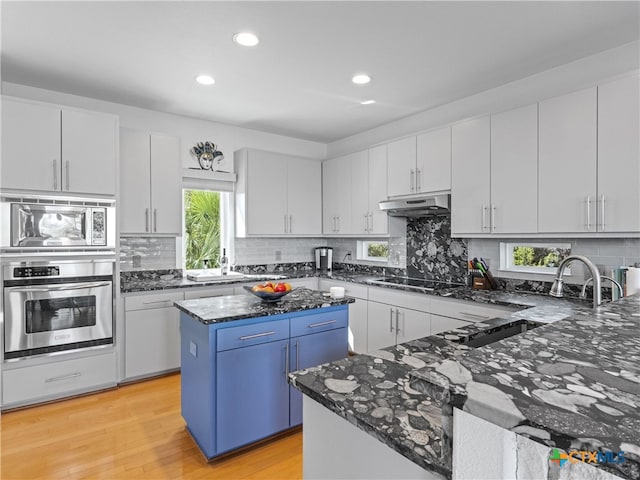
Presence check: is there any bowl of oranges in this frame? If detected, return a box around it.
[243,282,293,302]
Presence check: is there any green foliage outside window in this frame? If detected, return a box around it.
[367,243,389,258]
[184,190,221,270]
[512,246,570,268]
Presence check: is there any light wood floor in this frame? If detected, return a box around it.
[1,374,302,480]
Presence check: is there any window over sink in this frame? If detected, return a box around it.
[357,240,389,262]
[500,242,571,275]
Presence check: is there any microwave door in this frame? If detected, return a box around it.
[12,204,88,247]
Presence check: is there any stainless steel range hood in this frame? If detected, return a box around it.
[379,193,450,217]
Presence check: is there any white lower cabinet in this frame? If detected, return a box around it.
[367,301,430,351]
[2,352,117,408]
[124,291,183,380]
[319,279,368,353]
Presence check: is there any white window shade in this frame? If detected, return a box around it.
[182,169,236,192]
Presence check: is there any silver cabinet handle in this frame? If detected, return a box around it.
[142,299,173,306]
[154,209,158,232]
[410,169,415,192]
[284,214,288,233]
[45,372,81,383]
[389,308,394,332]
[52,159,58,190]
[145,208,149,233]
[289,215,293,234]
[336,216,340,232]
[491,204,496,232]
[586,196,592,231]
[459,311,491,319]
[395,308,401,335]
[600,194,606,231]
[482,205,488,231]
[416,168,421,192]
[285,342,290,378]
[296,339,300,371]
[239,331,276,341]
[368,212,373,233]
[308,320,337,329]
[65,160,70,190]
[364,213,368,232]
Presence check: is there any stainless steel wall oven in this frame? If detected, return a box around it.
[3,258,114,361]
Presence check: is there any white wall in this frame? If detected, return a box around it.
[327,41,640,157]
[1,82,327,166]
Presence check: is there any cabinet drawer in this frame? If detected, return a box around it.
[183,287,235,300]
[290,309,348,338]
[429,297,517,322]
[217,319,290,352]
[2,352,117,407]
[318,279,368,299]
[125,291,184,311]
[368,286,430,312]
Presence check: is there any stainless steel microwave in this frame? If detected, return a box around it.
[0,194,116,251]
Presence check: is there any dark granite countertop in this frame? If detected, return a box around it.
[174,287,354,324]
[289,294,640,479]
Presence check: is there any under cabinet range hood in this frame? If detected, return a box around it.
[379,193,450,217]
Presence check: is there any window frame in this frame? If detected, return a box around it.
[499,242,572,275]
[357,240,389,263]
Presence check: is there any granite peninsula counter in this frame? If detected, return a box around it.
[289,294,640,480]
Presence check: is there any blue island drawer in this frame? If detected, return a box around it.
[217,318,289,352]
[290,309,348,338]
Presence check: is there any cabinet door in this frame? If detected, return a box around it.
[539,87,597,233]
[125,307,181,379]
[598,75,640,232]
[119,128,151,233]
[322,158,339,234]
[246,150,288,235]
[348,299,368,353]
[367,301,397,351]
[150,134,182,234]
[416,126,451,193]
[395,307,430,344]
[387,136,417,197]
[61,109,117,196]
[430,315,471,336]
[289,327,348,426]
[216,339,290,453]
[451,116,491,235]
[287,158,322,235]
[1,98,61,192]
[350,150,370,235]
[490,104,538,233]
[368,144,389,235]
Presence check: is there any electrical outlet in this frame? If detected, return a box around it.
[132,255,141,268]
[275,250,282,261]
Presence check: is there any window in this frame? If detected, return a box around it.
[184,189,225,270]
[500,242,571,274]
[357,240,389,262]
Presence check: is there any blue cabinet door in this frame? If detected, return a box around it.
[290,327,348,426]
[216,338,290,454]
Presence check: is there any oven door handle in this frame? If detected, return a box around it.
[5,281,111,293]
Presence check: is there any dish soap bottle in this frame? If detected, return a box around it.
[220,248,228,275]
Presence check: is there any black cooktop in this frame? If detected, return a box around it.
[367,276,465,292]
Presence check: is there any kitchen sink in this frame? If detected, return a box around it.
[462,320,543,348]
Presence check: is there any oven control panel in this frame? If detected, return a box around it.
[13,266,60,278]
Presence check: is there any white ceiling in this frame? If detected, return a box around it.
[2,1,638,143]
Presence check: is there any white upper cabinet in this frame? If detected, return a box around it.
[322,154,352,234]
[120,128,182,235]
[235,148,321,236]
[324,145,388,236]
[1,97,117,196]
[387,136,417,197]
[538,87,597,233]
[597,74,640,233]
[416,126,451,193]
[451,116,491,235]
[490,104,538,233]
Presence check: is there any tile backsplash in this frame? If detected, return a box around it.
[120,236,180,271]
[234,237,327,266]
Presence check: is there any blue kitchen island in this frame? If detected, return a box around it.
[174,288,353,460]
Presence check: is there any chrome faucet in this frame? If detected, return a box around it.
[580,276,623,300]
[549,255,602,307]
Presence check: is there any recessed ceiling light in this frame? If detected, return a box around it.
[233,32,260,47]
[352,74,371,85]
[360,100,376,105]
[196,75,215,85]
